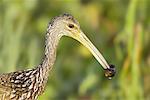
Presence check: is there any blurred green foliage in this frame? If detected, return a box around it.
[0,0,150,100]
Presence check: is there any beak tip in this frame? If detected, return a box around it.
[104,64,116,79]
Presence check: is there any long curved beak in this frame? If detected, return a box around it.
[72,31,110,70]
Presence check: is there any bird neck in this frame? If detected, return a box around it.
[38,28,62,81]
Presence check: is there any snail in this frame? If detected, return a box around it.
[104,64,116,79]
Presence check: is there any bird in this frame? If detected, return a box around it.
[0,13,115,100]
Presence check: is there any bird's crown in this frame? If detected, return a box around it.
[48,13,79,27]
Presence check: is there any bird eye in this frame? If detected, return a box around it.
[68,24,74,28]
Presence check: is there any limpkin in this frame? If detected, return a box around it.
[0,13,115,100]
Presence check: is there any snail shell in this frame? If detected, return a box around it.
[104,64,116,79]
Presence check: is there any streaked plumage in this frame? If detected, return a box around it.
[0,13,115,100]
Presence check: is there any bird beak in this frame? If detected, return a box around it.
[72,30,110,70]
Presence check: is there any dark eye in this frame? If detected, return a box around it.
[68,24,74,28]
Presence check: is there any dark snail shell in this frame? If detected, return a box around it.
[104,64,116,79]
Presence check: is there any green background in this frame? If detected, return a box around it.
[0,0,150,100]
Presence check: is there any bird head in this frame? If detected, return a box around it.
[47,13,116,78]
